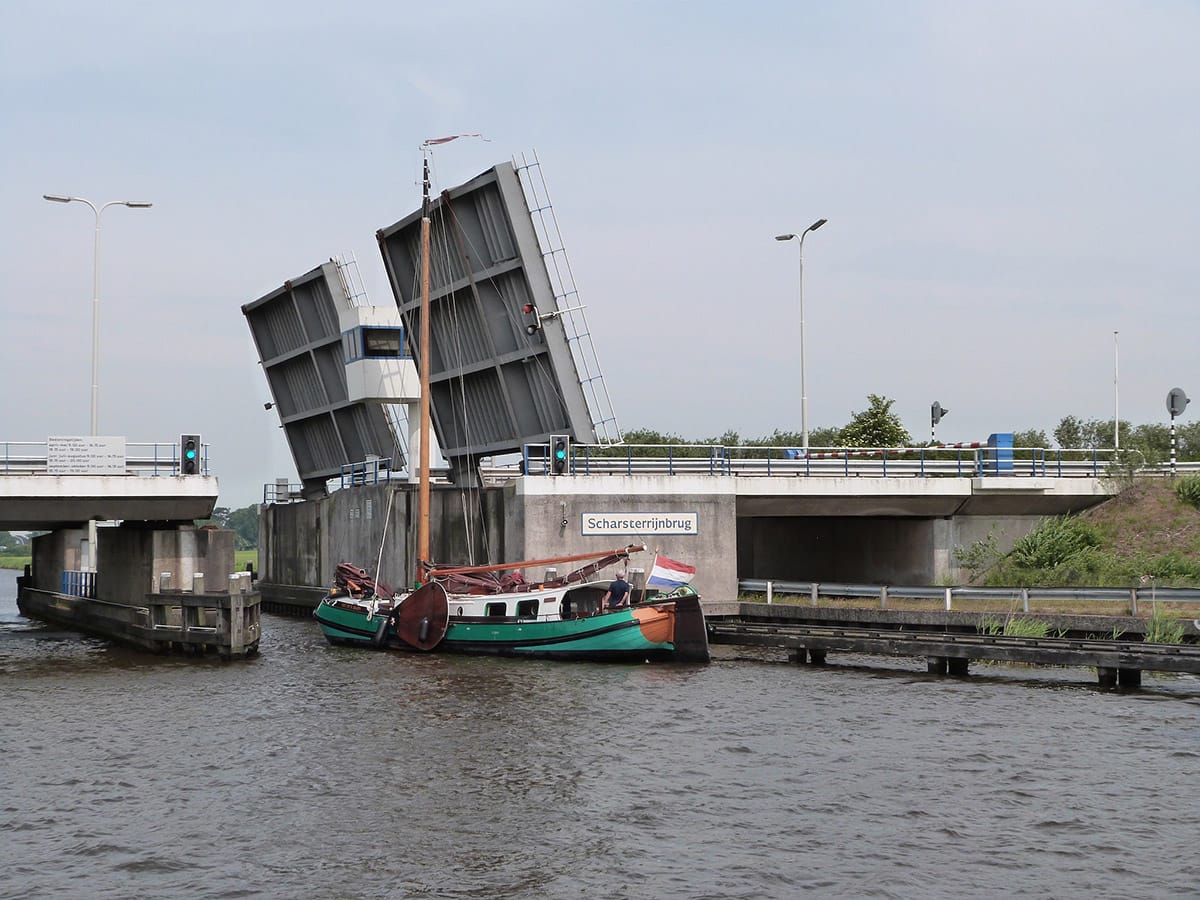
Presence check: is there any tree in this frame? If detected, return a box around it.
[1012,429,1049,449]
[1054,416,1129,449]
[226,506,259,550]
[838,394,912,448]
[198,504,258,549]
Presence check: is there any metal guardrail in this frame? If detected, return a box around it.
[0,441,205,476]
[516,442,1200,479]
[264,443,1200,503]
[739,578,1200,615]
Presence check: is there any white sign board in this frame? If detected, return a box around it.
[47,435,127,475]
[581,512,699,536]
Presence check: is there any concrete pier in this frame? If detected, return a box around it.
[18,523,259,659]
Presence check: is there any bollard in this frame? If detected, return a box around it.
[766,581,773,605]
[880,585,889,609]
[944,587,952,611]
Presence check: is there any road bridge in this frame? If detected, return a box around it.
[257,459,1116,615]
[0,440,217,529]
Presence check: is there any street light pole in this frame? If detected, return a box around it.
[43,195,153,435]
[776,218,827,452]
[1113,330,1120,451]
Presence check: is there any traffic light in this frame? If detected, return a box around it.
[522,303,541,336]
[931,402,948,428]
[550,435,569,475]
[180,434,201,475]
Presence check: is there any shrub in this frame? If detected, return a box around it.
[1010,516,1101,570]
[1174,474,1200,510]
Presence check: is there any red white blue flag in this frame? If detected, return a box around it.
[647,555,696,590]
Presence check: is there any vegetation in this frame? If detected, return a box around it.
[977,616,1055,638]
[963,481,1200,595]
[1174,474,1200,509]
[1144,605,1186,644]
[199,505,258,550]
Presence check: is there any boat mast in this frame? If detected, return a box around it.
[417,150,432,583]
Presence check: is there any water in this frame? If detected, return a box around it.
[3,567,1199,899]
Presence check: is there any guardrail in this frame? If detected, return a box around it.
[0,441,204,476]
[518,442,1200,479]
[739,578,1200,615]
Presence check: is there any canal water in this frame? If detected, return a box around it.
[2,567,1198,899]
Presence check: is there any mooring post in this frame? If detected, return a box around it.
[229,590,245,657]
[1097,667,1118,689]
[928,657,948,675]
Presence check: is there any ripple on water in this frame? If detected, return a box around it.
[3,577,1200,897]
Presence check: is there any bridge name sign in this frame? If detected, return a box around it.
[581,512,699,535]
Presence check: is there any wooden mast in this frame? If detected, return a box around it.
[417,151,432,583]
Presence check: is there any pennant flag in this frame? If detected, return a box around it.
[647,555,696,590]
[423,133,488,146]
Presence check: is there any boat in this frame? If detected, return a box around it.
[315,545,710,662]
[313,140,709,663]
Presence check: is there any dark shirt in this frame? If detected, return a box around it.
[607,577,630,606]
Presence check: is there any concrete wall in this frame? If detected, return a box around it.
[934,514,1044,583]
[259,478,737,603]
[738,517,936,584]
[513,480,737,604]
[31,528,86,592]
[257,478,1056,601]
[100,524,235,602]
[261,483,508,594]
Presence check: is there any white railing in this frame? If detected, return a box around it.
[521,442,1200,479]
[0,441,204,476]
[739,578,1200,615]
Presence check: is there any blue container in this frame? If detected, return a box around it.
[984,433,1014,474]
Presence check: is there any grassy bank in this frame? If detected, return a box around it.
[959,479,1200,588]
[1,551,258,574]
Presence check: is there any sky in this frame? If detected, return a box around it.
[3,1,1198,508]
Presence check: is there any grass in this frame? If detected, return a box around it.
[1,551,258,574]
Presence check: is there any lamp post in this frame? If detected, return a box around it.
[1113,330,1120,451]
[43,195,153,435]
[776,218,827,452]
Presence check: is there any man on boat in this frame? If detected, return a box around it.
[603,571,631,610]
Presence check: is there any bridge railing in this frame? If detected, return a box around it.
[515,443,1188,479]
[0,441,204,476]
[739,578,1200,615]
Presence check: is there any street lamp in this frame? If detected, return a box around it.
[43,194,153,436]
[776,218,827,452]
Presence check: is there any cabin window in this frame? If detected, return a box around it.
[516,598,539,618]
[485,602,507,618]
[363,327,404,358]
[342,326,409,362]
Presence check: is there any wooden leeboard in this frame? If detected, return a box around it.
[394,582,449,651]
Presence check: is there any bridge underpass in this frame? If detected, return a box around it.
[732,476,1113,586]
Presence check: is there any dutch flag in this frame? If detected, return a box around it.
[647,555,696,590]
